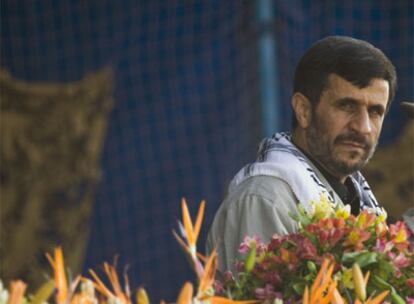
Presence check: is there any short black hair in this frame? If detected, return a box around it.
[292,36,397,129]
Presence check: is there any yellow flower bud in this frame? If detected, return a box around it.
[352,263,366,301]
[136,288,149,304]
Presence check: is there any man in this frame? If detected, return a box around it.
[206,36,397,271]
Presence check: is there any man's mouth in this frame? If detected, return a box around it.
[338,140,366,149]
[335,134,370,151]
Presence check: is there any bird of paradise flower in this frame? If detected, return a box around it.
[173,198,257,304]
[46,247,83,304]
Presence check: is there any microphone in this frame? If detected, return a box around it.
[400,101,414,119]
[399,101,414,233]
[403,208,414,235]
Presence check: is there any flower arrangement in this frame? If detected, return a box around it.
[217,195,414,304]
[1,197,413,304]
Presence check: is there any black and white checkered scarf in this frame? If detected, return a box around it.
[229,132,383,215]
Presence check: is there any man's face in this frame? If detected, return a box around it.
[306,74,389,180]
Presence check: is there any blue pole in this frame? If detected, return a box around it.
[256,0,280,137]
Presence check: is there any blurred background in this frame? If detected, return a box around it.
[1,0,413,301]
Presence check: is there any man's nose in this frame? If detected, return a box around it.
[350,110,372,134]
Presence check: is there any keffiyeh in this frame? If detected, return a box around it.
[229,132,382,214]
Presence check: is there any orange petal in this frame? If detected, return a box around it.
[53,247,68,304]
[176,282,193,304]
[103,263,125,300]
[198,250,217,294]
[88,269,115,298]
[173,230,192,255]
[311,259,329,295]
[46,253,56,270]
[207,297,258,304]
[70,293,81,304]
[182,198,195,246]
[366,290,389,304]
[196,252,207,262]
[302,286,309,304]
[325,263,335,282]
[319,280,337,304]
[311,260,335,304]
[8,280,27,304]
[193,200,205,242]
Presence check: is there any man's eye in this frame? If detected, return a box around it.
[339,102,355,110]
[369,107,384,116]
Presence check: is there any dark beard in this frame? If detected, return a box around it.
[306,117,377,177]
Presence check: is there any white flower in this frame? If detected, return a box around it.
[0,280,9,304]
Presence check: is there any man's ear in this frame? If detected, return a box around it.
[292,93,312,128]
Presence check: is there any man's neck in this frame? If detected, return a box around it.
[292,138,343,185]
[291,130,347,183]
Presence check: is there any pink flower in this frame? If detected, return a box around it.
[238,244,249,254]
[239,235,258,253]
[305,218,348,249]
[223,270,234,283]
[343,228,371,251]
[268,234,289,251]
[297,237,318,259]
[393,252,411,268]
[234,260,244,272]
[406,278,414,289]
[375,221,388,237]
[387,251,411,277]
[266,273,282,285]
[389,221,411,251]
[238,235,265,255]
[406,297,414,304]
[255,284,282,300]
[213,279,224,293]
[374,238,394,253]
[252,265,282,285]
[269,248,299,270]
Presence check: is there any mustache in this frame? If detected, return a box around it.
[334,133,372,148]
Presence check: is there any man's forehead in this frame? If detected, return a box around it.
[324,74,389,99]
[325,73,388,90]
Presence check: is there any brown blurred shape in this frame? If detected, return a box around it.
[0,69,114,289]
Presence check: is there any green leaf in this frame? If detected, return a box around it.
[377,259,395,277]
[391,291,406,304]
[341,251,378,267]
[291,282,305,295]
[244,244,256,272]
[307,261,317,272]
[370,274,395,291]
[289,209,311,227]
[30,279,55,304]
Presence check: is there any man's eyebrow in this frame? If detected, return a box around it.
[335,97,358,104]
[335,97,386,112]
